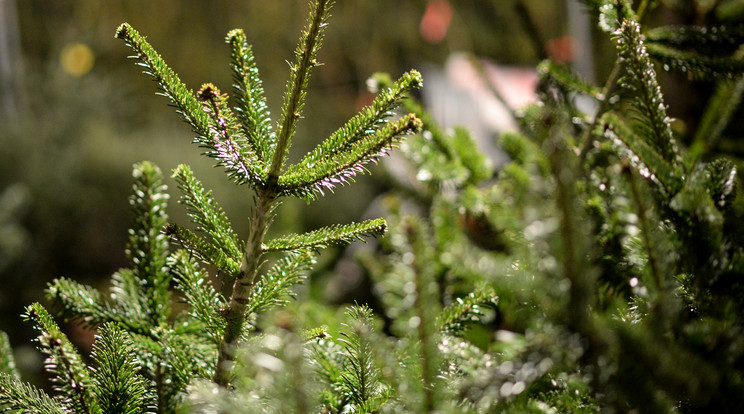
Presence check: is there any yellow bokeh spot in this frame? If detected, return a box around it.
[60,42,95,76]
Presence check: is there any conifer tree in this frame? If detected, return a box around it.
[3,0,744,413]
[1,0,422,411]
[329,0,744,412]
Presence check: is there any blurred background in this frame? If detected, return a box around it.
[1,0,742,379]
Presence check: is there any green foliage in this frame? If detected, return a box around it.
[226,29,274,164]
[264,219,386,252]
[0,373,67,414]
[0,332,17,380]
[3,0,744,413]
[336,305,383,411]
[90,323,151,414]
[0,0,422,412]
[24,303,98,413]
[645,24,744,80]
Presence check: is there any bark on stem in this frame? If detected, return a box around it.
[214,189,275,386]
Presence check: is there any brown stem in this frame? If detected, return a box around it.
[213,189,275,386]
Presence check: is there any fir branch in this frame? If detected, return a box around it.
[296,70,423,168]
[0,372,66,414]
[91,323,150,414]
[450,127,494,185]
[109,269,150,326]
[227,29,274,163]
[690,77,744,160]
[115,24,211,145]
[338,305,382,411]
[126,161,171,326]
[546,110,596,334]
[669,164,724,229]
[613,19,680,164]
[595,0,635,33]
[538,60,604,100]
[278,113,422,199]
[115,25,264,186]
[245,249,316,319]
[645,25,744,55]
[263,218,386,252]
[308,337,348,410]
[370,72,456,162]
[196,84,267,186]
[438,288,499,337]
[598,112,683,195]
[705,159,738,210]
[155,329,215,409]
[170,250,226,345]
[269,0,334,178]
[625,166,680,321]
[371,73,495,187]
[163,223,241,276]
[378,216,442,411]
[172,164,243,263]
[46,277,150,334]
[646,42,744,80]
[0,332,18,379]
[24,303,99,414]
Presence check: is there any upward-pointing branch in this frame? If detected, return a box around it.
[269,0,333,180]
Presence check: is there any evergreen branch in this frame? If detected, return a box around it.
[170,250,226,345]
[599,112,683,195]
[109,269,149,326]
[338,305,381,410]
[227,29,275,163]
[690,77,744,160]
[269,0,334,178]
[245,249,316,318]
[646,25,744,55]
[263,218,387,252]
[116,25,264,185]
[705,159,738,210]
[91,323,150,414]
[296,70,423,168]
[278,113,422,199]
[403,217,441,412]
[624,168,674,311]
[375,73,495,185]
[594,0,635,33]
[370,72,456,161]
[115,24,211,145]
[46,278,151,335]
[647,42,744,80]
[172,164,243,263]
[547,115,596,334]
[308,337,347,410]
[613,18,680,164]
[128,327,212,410]
[126,161,171,326]
[196,84,267,186]
[538,60,604,100]
[24,303,99,414]
[438,288,499,337]
[0,332,19,379]
[0,372,66,414]
[163,223,241,276]
[151,329,215,408]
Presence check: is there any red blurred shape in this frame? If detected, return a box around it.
[420,0,453,44]
[546,36,576,64]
